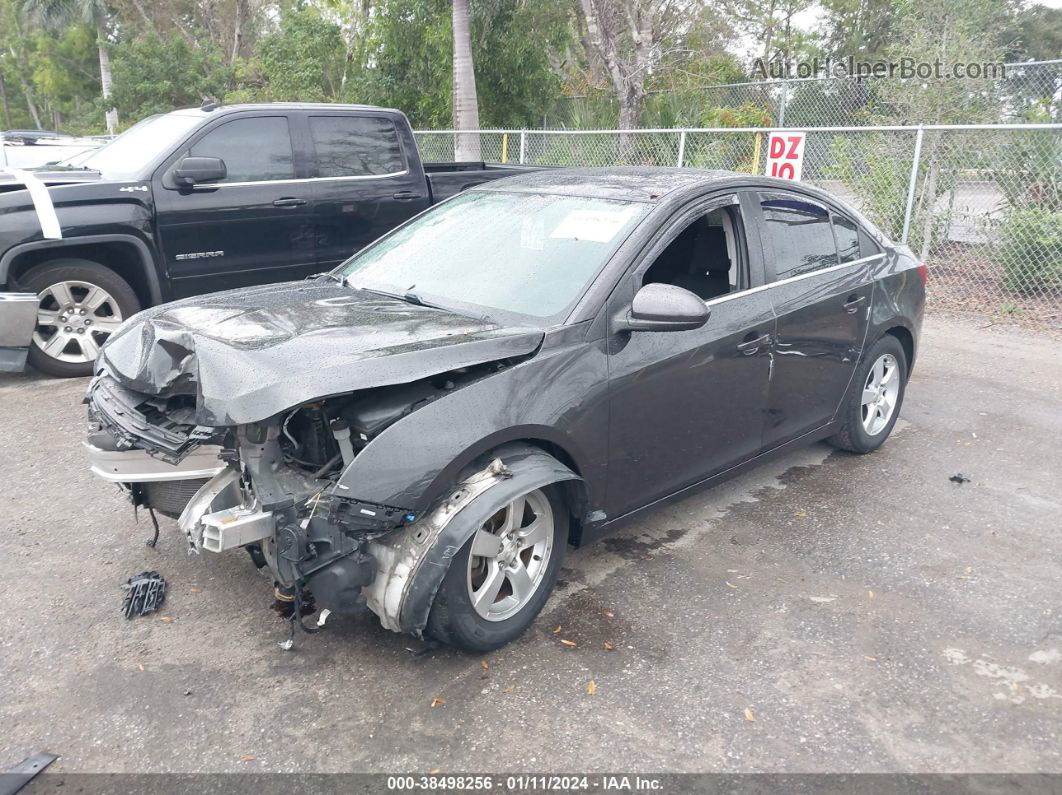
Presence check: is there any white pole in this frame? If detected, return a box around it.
[901,126,925,244]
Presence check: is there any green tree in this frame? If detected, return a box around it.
[110,34,231,121]
[255,5,345,102]
[19,0,118,132]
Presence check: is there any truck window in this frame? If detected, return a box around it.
[310,115,404,178]
[189,116,294,183]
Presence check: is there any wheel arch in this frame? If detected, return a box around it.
[2,235,163,306]
[883,324,915,378]
[419,428,592,545]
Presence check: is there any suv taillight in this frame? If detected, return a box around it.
[917,262,928,285]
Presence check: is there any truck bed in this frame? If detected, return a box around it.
[424,162,542,203]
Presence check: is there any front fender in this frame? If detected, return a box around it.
[333,323,609,515]
[363,446,582,636]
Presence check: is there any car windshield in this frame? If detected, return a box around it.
[339,190,648,323]
[54,113,203,179]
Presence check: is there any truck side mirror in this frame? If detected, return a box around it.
[174,156,226,187]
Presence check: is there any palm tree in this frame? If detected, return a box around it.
[20,0,117,134]
[451,0,480,161]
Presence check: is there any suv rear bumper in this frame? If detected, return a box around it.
[0,292,38,372]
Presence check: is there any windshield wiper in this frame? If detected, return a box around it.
[346,282,491,322]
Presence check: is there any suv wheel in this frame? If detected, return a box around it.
[21,259,141,378]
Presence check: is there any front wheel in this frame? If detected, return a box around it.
[426,483,568,652]
[829,334,908,454]
[21,259,141,377]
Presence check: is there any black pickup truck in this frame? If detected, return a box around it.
[0,102,537,376]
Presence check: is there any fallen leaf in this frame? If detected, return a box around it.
[190,587,201,593]
[159,616,174,623]
[604,611,614,619]
[744,708,756,722]
[239,755,256,763]
[560,639,577,647]
[795,511,808,518]
[480,660,489,671]
[553,626,562,634]
[503,686,515,693]
[725,581,738,589]
[431,697,446,708]
[137,663,144,672]
[587,680,597,696]
[603,641,615,652]
[430,769,441,775]
[864,656,877,661]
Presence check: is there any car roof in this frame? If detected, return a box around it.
[168,103,405,119]
[476,167,741,202]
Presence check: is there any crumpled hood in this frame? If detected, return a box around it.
[97,281,544,426]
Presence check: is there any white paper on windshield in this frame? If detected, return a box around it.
[549,207,636,243]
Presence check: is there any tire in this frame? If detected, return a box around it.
[426,482,568,652]
[829,334,908,454]
[21,259,141,378]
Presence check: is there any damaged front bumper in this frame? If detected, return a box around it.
[0,292,39,372]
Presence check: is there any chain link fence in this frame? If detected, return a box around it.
[415,124,1062,327]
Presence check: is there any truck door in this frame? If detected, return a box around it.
[153,114,316,299]
[304,112,431,270]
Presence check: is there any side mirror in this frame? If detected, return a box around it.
[616,282,710,333]
[173,156,226,187]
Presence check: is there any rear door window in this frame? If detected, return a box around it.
[310,115,405,178]
[759,195,839,280]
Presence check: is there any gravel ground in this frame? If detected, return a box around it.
[0,314,1059,776]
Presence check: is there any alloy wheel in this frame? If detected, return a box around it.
[33,280,125,364]
[466,488,554,622]
[861,353,900,436]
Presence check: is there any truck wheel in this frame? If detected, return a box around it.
[426,483,568,652]
[21,259,141,378]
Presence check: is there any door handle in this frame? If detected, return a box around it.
[273,197,307,207]
[843,295,867,313]
[737,333,770,354]
[393,191,419,201]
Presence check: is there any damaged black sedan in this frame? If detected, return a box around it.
[85,168,925,651]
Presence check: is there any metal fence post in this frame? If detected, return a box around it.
[901,125,925,244]
[519,131,527,164]
[778,81,788,127]
[676,130,687,167]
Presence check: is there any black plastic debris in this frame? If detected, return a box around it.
[949,473,972,484]
[0,751,58,795]
[121,571,167,618]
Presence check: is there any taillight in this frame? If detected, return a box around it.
[916,262,928,285]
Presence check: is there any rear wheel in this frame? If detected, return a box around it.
[21,259,141,377]
[426,483,568,651]
[829,334,908,454]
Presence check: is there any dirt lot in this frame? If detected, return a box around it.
[0,314,1059,775]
